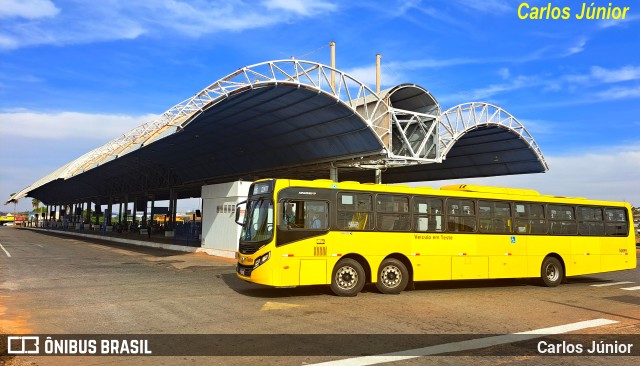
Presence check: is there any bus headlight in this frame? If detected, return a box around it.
[253,251,271,269]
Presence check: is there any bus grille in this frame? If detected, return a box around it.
[239,243,258,254]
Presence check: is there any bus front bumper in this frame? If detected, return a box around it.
[236,262,273,286]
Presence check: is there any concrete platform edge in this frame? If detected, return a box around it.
[22,228,240,258]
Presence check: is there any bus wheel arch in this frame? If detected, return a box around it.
[375,254,412,294]
[330,255,369,297]
[540,254,565,287]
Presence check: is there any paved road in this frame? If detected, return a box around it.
[1,227,638,365]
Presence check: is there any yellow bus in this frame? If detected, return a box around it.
[235,179,636,296]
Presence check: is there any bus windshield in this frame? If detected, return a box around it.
[241,198,274,242]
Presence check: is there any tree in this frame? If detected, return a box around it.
[8,193,18,216]
[32,198,40,210]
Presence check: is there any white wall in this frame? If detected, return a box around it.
[201,181,251,255]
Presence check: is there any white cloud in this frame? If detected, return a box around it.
[0,33,18,49]
[516,119,555,135]
[559,65,640,100]
[424,144,640,206]
[599,13,640,28]
[0,111,158,140]
[591,65,640,83]
[565,37,588,56]
[498,68,510,80]
[595,86,640,100]
[444,75,541,102]
[341,57,482,90]
[263,0,336,16]
[0,1,337,50]
[451,0,511,14]
[566,65,640,86]
[0,0,59,19]
[342,64,404,88]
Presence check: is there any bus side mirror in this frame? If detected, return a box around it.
[235,200,247,226]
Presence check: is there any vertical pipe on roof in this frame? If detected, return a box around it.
[376,54,382,94]
[330,41,336,91]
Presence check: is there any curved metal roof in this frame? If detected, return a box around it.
[10,61,548,205]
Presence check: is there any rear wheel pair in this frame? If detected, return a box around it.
[330,258,409,296]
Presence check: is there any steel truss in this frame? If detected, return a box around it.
[439,102,548,168]
[9,62,548,203]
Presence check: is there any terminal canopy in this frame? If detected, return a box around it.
[10,60,548,205]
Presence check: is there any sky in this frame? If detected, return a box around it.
[0,0,639,213]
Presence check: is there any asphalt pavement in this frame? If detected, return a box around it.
[1,227,638,365]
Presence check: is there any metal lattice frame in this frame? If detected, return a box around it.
[439,102,548,168]
[9,64,549,203]
[388,107,439,162]
[10,60,393,201]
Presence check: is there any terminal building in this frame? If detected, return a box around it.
[7,58,548,257]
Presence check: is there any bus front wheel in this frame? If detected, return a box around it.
[375,258,409,294]
[541,257,563,287]
[331,258,366,297]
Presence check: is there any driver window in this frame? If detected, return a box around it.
[282,200,328,230]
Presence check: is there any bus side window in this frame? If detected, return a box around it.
[447,199,476,233]
[548,205,577,235]
[376,194,410,232]
[338,193,373,230]
[604,208,628,236]
[413,197,443,232]
[515,203,547,234]
[478,201,511,234]
[578,206,604,236]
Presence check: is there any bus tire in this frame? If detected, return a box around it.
[375,258,409,294]
[331,258,366,297]
[540,257,563,287]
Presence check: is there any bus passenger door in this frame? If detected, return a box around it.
[450,235,488,279]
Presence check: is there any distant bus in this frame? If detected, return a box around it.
[235,179,636,296]
[0,214,15,226]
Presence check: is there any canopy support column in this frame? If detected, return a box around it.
[330,165,338,182]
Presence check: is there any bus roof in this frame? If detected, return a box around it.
[261,178,628,207]
[440,184,540,197]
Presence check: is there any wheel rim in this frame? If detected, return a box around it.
[335,266,358,290]
[380,265,402,288]
[545,263,559,282]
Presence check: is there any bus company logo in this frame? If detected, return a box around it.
[7,336,40,354]
[298,191,316,195]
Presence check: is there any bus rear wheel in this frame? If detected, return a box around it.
[375,258,409,294]
[331,258,366,297]
[541,257,563,287]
